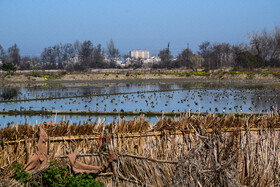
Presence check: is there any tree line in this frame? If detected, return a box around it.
[153,27,280,70]
[1,27,280,73]
[0,39,120,73]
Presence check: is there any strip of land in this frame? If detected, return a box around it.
[0,109,267,117]
[1,69,280,87]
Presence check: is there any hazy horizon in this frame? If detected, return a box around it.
[0,0,279,57]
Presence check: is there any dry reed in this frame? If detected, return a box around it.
[1,113,280,186]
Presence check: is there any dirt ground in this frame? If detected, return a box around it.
[1,71,280,87]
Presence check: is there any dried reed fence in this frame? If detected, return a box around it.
[1,113,280,186]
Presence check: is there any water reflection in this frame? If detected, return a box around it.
[0,82,279,127]
[1,88,21,100]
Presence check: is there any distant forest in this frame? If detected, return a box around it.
[0,27,280,72]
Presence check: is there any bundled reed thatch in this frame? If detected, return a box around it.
[1,113,280,141]
[1,113,280,186]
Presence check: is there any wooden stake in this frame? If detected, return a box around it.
[24,137,29,164]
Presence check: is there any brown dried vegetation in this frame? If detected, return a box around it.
[1,113,280,186]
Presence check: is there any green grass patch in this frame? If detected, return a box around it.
[261,71,271,74]
[193,71,211,76]
[42,74,66,80]
[225,71,255,75]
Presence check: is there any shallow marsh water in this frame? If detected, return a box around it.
[0,81,279,127]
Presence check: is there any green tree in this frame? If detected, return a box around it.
[235,51,265,70]
[1,62,17,74]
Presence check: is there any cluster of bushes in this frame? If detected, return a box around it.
[13,162,104,187]
[162,71,210,77]
[25,71,66,80]
[0,62,17,74]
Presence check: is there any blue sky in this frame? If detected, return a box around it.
[0,0,279,56]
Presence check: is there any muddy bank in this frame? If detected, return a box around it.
[1,71,280,87]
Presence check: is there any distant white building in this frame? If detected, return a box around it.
[130,50,149,59]
[125,57,132,65]
[114,58,124,66]
[105,56,124,66]
[143,56,161,63]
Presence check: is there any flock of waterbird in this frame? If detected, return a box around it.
[0,85,279,114]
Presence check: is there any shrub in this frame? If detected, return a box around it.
[1,62,17,74]
[178,72,184,76]
[235,51,266,69]
[41,74,65,80]
[43,161,67,186]
[13,163,31,186]
[261,71,271,74]
[65,173,104,187]
[193,71,210,76]
[13,161,104,187]
[29,70,42,77]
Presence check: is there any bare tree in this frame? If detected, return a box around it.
[0,45,7,63]
[190,54,203,72]
[248,27,280,66]
[157,43,173,68]
[79,40,94,69]
[20,56,32,70]
[198,41,212,69]
[176,47,193,68]
[41,46,57,69]
[8,44,21,66]
[31,56,40,69]
[107,39,119,67]
[213,43,232,68]
[92,44,105,68]
[62,43,75,62]
[74,40,81,55]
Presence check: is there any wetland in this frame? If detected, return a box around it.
[0,78,279,127]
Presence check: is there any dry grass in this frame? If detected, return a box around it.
[1,113,280,186]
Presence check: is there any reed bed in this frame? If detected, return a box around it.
[1,113,280,186]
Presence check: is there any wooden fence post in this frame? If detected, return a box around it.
[7,141,10,165]
[48,136,50,156]
[25,137,29,164]
[2,138,5,166]
[111,122,119,186]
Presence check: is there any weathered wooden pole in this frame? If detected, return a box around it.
[1,138,5,166]
[111,134,119,186]
[24,137,29,164]
[6,141,10,165]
